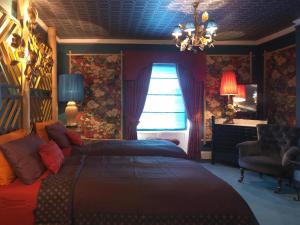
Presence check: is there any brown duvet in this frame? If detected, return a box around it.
[35,155,258,225]
[74,139,187,158]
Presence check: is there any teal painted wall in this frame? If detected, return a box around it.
[57,32,298,124]
[57,43,254,75]
[57,43,254,119]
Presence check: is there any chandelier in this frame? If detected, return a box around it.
[172,1,218,52]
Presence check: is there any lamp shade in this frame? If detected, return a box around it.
[206,20,218,34]
[184,22,195,32]
[58,74,84,102]
[220,71,238,95]
[233,84,246,102]
[172,27,183,37]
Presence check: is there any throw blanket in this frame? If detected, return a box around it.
[73,140,187,158]
[35,155,258,225]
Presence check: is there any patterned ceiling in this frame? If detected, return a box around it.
[32,0,300,41]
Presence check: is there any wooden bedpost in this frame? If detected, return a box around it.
[17,0,31,134]
[48,27,58,121]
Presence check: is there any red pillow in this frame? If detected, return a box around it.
[45,122,71,148]
[65,131,83,146]
[39,141,64,174]
[62,147,72,157]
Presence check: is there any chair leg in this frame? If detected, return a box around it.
[238,168,244,183]
[274,177,282,193]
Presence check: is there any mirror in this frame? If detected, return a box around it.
[233,84,257,117]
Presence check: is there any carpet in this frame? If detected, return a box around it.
[202,163,300,225]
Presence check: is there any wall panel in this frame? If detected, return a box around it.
[70,53,122,139]
[264,46,296,125]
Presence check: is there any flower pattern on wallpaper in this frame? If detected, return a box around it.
[71,54,122,139]
[265,47,296,126]
[205,55,251,140]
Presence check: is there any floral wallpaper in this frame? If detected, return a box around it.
[205,55,252,140]
[71,54,122,139]
[265,46,296,126]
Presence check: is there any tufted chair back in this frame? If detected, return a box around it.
[257,124,300,159]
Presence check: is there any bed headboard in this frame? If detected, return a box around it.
[0,7,54,135]
[0,129,27,144]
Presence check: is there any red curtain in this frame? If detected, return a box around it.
[177,65,204,159]
[123,51,206,81]
[123,51,206,157]
[123,66,152,140]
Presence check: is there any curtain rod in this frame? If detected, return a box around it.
[66,52,122,56]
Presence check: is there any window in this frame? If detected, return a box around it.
[137,63,186,131]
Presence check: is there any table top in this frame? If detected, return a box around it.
[214,118,267,127]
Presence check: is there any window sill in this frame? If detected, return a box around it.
[137,130,188,134]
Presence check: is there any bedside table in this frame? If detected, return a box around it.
[290,160,300,201]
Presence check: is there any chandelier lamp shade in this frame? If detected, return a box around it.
[220,71,238,96]
[233,84,246,103]
[58,74,84,127]
[172,1,218,51]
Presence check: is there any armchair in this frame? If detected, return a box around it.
[237,124,300,193]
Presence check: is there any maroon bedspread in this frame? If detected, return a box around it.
[74,139,187,159]
[35,155,258,225]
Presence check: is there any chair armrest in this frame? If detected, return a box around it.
[236,141,260,158]
[282,146,300,167]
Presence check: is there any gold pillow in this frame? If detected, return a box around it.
[0,151,15,185]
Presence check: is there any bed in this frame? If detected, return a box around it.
[75,139,187,158]
[0,127,259,225]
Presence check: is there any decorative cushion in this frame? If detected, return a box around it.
[1,134,46,185]
[65,131,83,146]
[34,120,56,142]
[62,147,72,157]
[39,141,64,174]
[0,129,27,185]
[45,122,71,148]
[0,151,15,185]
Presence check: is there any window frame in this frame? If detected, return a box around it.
[137,63,187,131]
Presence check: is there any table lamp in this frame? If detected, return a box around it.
[58,74,84,127]
[220,71,238,124]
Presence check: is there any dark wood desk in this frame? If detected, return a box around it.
[211,118,267,166]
